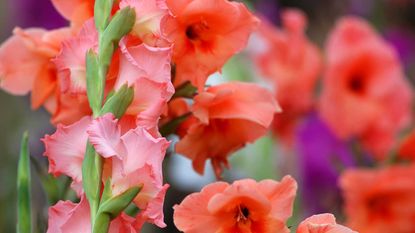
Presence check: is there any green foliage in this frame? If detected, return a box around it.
[17,132,31,233]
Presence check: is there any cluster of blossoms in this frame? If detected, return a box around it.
[250,8,415,233]
[2,0,415,233]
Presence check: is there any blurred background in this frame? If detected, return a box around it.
[1,0,415,232]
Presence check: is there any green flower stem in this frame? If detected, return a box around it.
[17,131,31,233]
[82,1,136,232]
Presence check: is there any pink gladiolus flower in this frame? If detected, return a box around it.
[175,82,280,177]
[319,16,413,159]
[42,116,92,195]
[297,214,358,233]
[88,113,170,227]
[120,0,170,46]
[173,176,297,233]
[340,165,415,233]
[47,195,139,233]
[163,0,259,90]
[116,38,173,132]
[254,9,322,142]
[54,20,98,94]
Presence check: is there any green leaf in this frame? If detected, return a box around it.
[100,84,134,119]
[172,81,197,99]
[92,186,141,233]
[82,143,103,221]
[86,50,104,116]
[17,131,31,233]
[160,113,191,137]
[100,7,136,69]
[94,0,114,32]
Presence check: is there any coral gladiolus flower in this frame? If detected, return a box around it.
[48,195,139,233]
[51,0,94,28]
[340,165,415,233]
[398,129,415,161]
[174,176,297,233]
[297,214,358,233]
[254,10,322,142]
[175,82,280,177]
[164,0,259,90]
[319,17,413,159]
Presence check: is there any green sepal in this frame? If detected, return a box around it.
[172,81,197,99]
[17,131,31,233]
[160,113,191,137]
[86,50,104,116]
[82,143,103,221]
[100,179,113,204]
[92,186,141,233]
[100,84,134,119]
[100,7,136,70]
[94,0,114,32]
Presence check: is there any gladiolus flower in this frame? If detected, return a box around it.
[164,0,259,90]
[340,165,415,233]
[254,9,322,142]
[297,214,358,233]
[319,16,413,159]
[173,176,297,233]
[116,38,173,132]
[175,82,280,177]
[42,116,91,195]
[54,20,99,94]
[120,0,170,46]
[88,113,170,227]
[398,129,415,161]
[51,0,94,28]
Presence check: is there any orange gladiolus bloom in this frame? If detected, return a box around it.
[175,82,280,178]
[164,0,259,90]
[398,130,415,161]
[174,176,297,233]
[254,9,322,142]
[319,17,413,159]
[340,165,415,233]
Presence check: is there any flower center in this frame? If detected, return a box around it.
[235,205,250,222]
[185,20,210,41]
[348,74,365,94]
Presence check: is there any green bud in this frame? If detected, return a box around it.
[17,131,31,233]
[100,7,136,69]
[100,84,134,119]
[92,186,142,233]
[86,50,104,116]
[94,0,114,32]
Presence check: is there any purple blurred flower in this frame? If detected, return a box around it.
[348,0,375,16]
[295,113,355,216]
[384,28,415,69]
[10,0,66,29]
[255,0,280,24]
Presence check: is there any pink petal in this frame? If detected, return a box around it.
[54,20,98,94]
[88,113,122,159]
[42,116,91,182]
